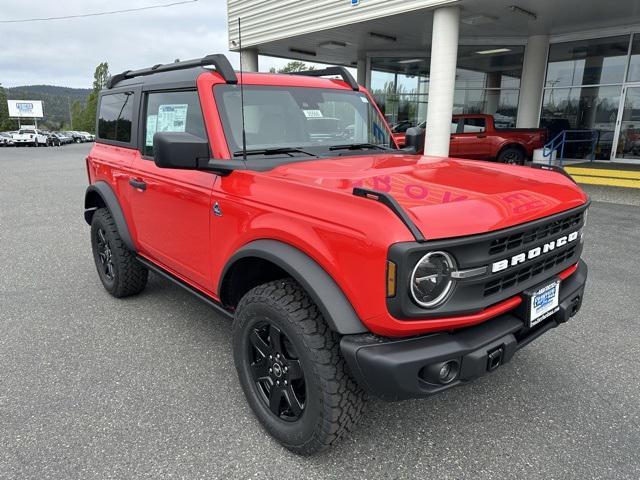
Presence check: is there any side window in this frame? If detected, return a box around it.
[98,92,134,143]
[143,90,206,157]
[461,117,486,133]
[451,118,460,133]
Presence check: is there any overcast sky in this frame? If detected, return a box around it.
[0,0,293,88]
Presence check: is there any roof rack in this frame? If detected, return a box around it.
[106,54,237,89]
[290,66,359,91]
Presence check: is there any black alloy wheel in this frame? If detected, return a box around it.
[95,227,115,282]
[498,146,525,165]
[247,320,306,421]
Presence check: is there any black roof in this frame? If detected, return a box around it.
[104,54,359,93]
[107,67,208,91]
[105,53,237,91]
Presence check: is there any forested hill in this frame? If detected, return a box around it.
[5,85,91,127]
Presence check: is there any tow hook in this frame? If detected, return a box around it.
[487,346,504,372]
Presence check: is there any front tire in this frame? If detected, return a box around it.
[233,279,366,455]
[90,208,148,297]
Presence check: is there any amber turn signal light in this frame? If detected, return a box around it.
[386,260,397,297]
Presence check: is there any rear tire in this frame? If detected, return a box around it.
[90,208,148,297]
[233,279,366,455]
[497,146,525,165]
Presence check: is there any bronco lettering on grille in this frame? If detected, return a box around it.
[491,231,580,274]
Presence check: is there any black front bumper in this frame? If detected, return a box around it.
[341,260,587,401]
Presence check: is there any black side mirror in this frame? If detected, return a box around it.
[153,131,210,169]
[403,126,425,154]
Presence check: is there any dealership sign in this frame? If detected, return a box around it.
[7,100,44,118]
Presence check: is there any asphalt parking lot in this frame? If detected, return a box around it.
[1,144,639,479]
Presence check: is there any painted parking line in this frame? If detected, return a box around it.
[565,167,640,180]
[570,175,640,189]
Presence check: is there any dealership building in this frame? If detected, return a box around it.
[228,0,640,162]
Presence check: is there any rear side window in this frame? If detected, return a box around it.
[98,92,134,143]
[461,117,486,133]
[143,90,206,157]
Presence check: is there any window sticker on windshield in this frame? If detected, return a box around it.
[360,96,369,103]
[303,109,323,118]
[157,104,188,132]
[145,115,157,146]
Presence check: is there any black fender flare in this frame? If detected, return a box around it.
[84,181,136,252]
[220,240,368,335]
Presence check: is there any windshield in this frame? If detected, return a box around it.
[214,85,393,157]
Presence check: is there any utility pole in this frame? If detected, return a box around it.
[68,96,73,129]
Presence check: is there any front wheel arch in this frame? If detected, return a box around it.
[220,240,367,335]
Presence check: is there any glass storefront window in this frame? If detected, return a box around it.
[370,46,523,130]
[452,89,519,127]
[546,36,629,87]
[540,85,621,159]
[627,34,640,82]
[455,45,524,89]
[618,86,640,159]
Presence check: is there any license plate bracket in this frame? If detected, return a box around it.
[522,278,560,328]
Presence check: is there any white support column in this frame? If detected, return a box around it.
[240,48,259,72]
[516,35,549,128]
[424,6,460,157]
[365,57,372,89]
[357,58,367,87]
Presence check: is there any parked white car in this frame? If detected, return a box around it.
[12,127,49,147]
[78,131,95,142]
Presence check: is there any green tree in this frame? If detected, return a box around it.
[270,61,315,73]
[0,84,9,130]
[71,62,109,133]
[0,83,16,131]
[70,100,84,131]
[80,62,109,133]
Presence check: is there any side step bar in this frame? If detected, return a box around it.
[136,256,234,320]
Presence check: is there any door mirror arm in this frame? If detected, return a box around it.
[197,158,247,176]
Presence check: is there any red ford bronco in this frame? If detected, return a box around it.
[84,54,589,455]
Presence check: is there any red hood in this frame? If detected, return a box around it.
[262,154,588,240]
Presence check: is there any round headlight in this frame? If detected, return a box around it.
[410,251,456,308]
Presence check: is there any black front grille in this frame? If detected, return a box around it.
[483,245,577,297]
[387,202,588,319]
[488,212,582,256]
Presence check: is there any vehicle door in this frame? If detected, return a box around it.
[127,89,215,288]
[447,117,462,156]
[451,116,492,159]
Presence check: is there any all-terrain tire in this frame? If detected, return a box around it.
[233,279,366,455]
[90,207,148,297]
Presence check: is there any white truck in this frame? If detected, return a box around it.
[12,126,49,147]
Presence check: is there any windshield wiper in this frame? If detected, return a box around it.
[328,143,391,151]
[233,147,317,157]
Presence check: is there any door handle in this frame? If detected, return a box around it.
[129,178,147,191]
[476,134,487,138]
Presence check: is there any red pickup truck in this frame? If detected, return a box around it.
[84,55,588,455]
[393,114,546,164]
